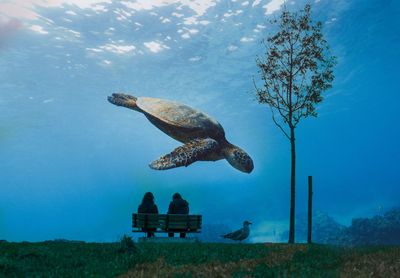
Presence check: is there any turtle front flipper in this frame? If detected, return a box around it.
[149,138,219,170]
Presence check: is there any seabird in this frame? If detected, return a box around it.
[221,221,252,242]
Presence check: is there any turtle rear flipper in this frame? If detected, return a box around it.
[149,138,219,170]
[108,93,139,110]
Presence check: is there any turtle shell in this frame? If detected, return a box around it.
[136,97,224,137]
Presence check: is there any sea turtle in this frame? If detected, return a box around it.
[107,93,254,173]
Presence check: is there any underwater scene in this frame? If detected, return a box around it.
[1,0,399,276]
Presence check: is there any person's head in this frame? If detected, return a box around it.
[142,192,155,204]
[172,193,182,200]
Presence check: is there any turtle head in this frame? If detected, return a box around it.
[223,144,254,173]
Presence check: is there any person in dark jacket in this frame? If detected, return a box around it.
[167,193,189,238]
[138,192,158,238]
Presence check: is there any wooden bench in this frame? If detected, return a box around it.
[132,213,202,235]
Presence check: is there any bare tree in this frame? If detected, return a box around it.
[254,4,335,243]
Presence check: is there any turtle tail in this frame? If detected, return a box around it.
[108,93,139,110]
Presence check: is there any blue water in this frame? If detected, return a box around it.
[0,0,399,242]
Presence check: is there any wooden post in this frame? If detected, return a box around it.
[307,176,313,244]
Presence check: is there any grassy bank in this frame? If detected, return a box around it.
[0,240,399,277]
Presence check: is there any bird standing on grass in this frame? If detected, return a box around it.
[221,221,252,242]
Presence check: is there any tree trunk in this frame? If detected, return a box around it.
[288,127,296,244]
[307,176,313,244]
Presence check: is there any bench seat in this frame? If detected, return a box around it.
[132,213,202,233]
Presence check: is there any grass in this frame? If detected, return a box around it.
[0,239,399,277]
[0,241,136,277]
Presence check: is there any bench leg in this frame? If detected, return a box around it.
[147,232,155,238]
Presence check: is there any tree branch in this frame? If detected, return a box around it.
[271,108,290,140]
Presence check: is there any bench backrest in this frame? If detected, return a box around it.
[132,213,202,231]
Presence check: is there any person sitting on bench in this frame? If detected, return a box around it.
[167,193,189,238]
[138,192,158,238]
